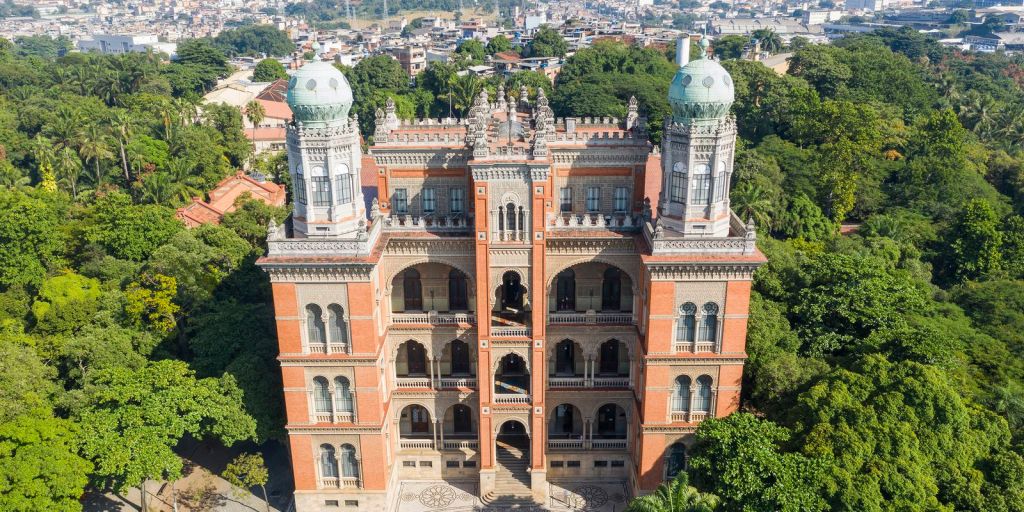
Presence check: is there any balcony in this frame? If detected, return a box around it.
[491,325,531,337]
[671,411,710,423]
[439,377,477,389]
[548,311,635,325]
[590,439,628,450]
[399,438,436,450]
[547,212,641,231]
[672,341,717,353]
[396,377,432,388]
[548,376,586,388]
[383,213,473,232]
[392,312,476,326]
[308,343,350,355]
[547,437,627,450]
[493,394,531,405]
[442,439,479,450]
[312,411,355,424]
[319,477,360,489]
[548,375,630,389]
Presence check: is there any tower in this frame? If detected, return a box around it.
[285,61,366,238]
[659,37,737,237]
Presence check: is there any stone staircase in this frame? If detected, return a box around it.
[481,437,535,506]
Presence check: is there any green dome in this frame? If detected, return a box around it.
[286,60,353,125]
[668,38,734,122]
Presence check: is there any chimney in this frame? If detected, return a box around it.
[676,34,690,66]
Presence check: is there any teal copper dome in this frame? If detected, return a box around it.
[668,37,734,122]
[286,60,353,125]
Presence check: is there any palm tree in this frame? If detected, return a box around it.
[77,125,114,188]
[140,172,176,205]
[55,146,83,199]
[31,134,57,192]
[731,181,774,230]
[244,100,266,165]
[451,73,481,117]
[751,29,782,55]
[110,110,136,184]
[626,473,719,512]
[165,158,204,204]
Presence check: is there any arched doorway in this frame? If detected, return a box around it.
[495,420,530,493]
[501,271,524,311]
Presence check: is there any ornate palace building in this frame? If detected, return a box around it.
[258,38,765,511]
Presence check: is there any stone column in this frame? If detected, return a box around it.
[688,386,697,422]
[329,389,337,423]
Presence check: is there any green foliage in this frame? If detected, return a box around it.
[526,25,568,58]
[712,36,748,60]
[212,25,294,58]
[124,273,179,334]
[553,41,675,142]
[0,189,68,288]
[0,412,92,512]
[251,58,288,82]
[689,413,826,512]
[222,452,269,501]
[455,39,486,65]
[77,360,255,492]
[626,473,720,512]
[83,192,183,261]
[30,272,102,335]
[486,35,513,55]
[945,199,1003,283]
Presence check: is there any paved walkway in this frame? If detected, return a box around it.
[391,481,630,511]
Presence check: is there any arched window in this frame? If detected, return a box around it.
[402,269,423,311]
[319,444,338,479]
[555,339,576,376]
[450,340,471,375]
[665,443,687,478]
[596,404,626,437]
[408,405,430,434]
[313,377,331,413]
[448,269,468,311]
[601,267,622,311]
[672,376,691,412]
[333,377,353,414]
[676,303,696,342]
[306,304,326,347]
[696,376,713,412]
[406,341,427,375]
[699,303,719,342]
[599,339,620,375]
[506,202,517,231]
[339,444,358,478]
[552,404,576,436]
[328,304,347,345]
[670,162,686,203]
[692,164,711,205]
[452,404,473,435]
[556,269,576,312]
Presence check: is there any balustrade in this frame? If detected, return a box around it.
[492,394,531,405]
[399,438,436,449]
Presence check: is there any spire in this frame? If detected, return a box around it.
[496,83,507,111]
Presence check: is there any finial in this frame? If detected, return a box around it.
[698,36,710,59]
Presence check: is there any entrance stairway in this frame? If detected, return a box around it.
[481,437,535,506]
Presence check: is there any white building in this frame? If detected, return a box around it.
[77,34,169,55]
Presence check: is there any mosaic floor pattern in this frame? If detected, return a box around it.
[391,481,630,511]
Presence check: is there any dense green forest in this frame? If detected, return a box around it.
[2,24,1024,511]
